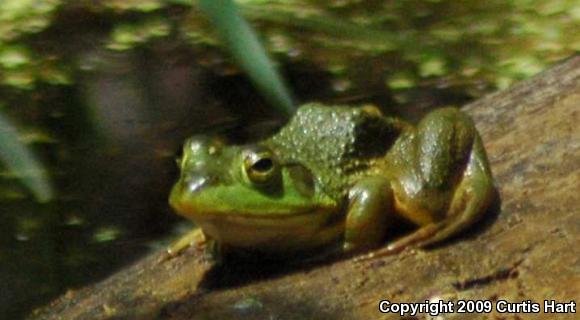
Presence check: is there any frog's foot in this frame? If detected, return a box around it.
[354,223,441,262]
[357,148,494,263]
[166,228,207,257]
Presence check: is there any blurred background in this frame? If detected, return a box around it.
[0,0,578,318]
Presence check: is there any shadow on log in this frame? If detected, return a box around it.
[29,56,580,320]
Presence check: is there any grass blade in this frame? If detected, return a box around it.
[0,111,53,202]
[198,0,296,117]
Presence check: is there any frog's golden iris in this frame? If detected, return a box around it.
[170,103,494,258]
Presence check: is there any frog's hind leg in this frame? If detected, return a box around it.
[392,109,494,251]
[417,133,494,247]
[360,109,494,259]
[380,139,493,255]
[411,108,493,244]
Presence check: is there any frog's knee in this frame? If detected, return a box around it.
[422,107,475,132]
[427,107,470,120]
[416,107,478,186]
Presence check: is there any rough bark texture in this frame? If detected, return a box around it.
[29,56,580,320]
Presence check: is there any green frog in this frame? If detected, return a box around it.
[169,103,494,258]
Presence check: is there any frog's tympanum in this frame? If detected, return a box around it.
[170,103,494,258]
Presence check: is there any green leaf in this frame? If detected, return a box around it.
[0,110,53,202]
[198,0,295,116]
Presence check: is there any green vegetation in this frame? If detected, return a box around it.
[0,0,577,94]
[0,110,53,202]
[198,0,295,116]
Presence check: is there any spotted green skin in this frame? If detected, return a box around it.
[170,103,494,256]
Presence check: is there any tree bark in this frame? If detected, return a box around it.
[29,56,580,320]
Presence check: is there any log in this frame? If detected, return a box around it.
[29,56,580,320]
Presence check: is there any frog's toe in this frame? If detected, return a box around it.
[167,228,207,257]
[354,224,441,262]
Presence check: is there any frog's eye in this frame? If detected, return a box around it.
[243,147,278,185]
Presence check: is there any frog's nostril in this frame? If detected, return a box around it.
[185,135,224,155]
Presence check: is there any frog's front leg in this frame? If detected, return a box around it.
[167,228,226,263]
[167,227,207,256]
[343,176,394,252]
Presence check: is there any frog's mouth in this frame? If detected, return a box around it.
[169,177,342,250]
[172,202,336,227]
[170,199,340,248]
[183,206,341,250]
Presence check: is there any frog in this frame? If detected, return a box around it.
[169,103,494,259]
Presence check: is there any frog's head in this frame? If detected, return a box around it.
[169,136,339,250]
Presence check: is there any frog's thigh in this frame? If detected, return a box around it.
[344,176,394,252]
[416,107,475,189]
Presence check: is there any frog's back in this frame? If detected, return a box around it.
[266,103,407,198]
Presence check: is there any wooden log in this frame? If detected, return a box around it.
[29,56,580,320]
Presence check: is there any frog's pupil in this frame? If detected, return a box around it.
[252,158,273,172]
